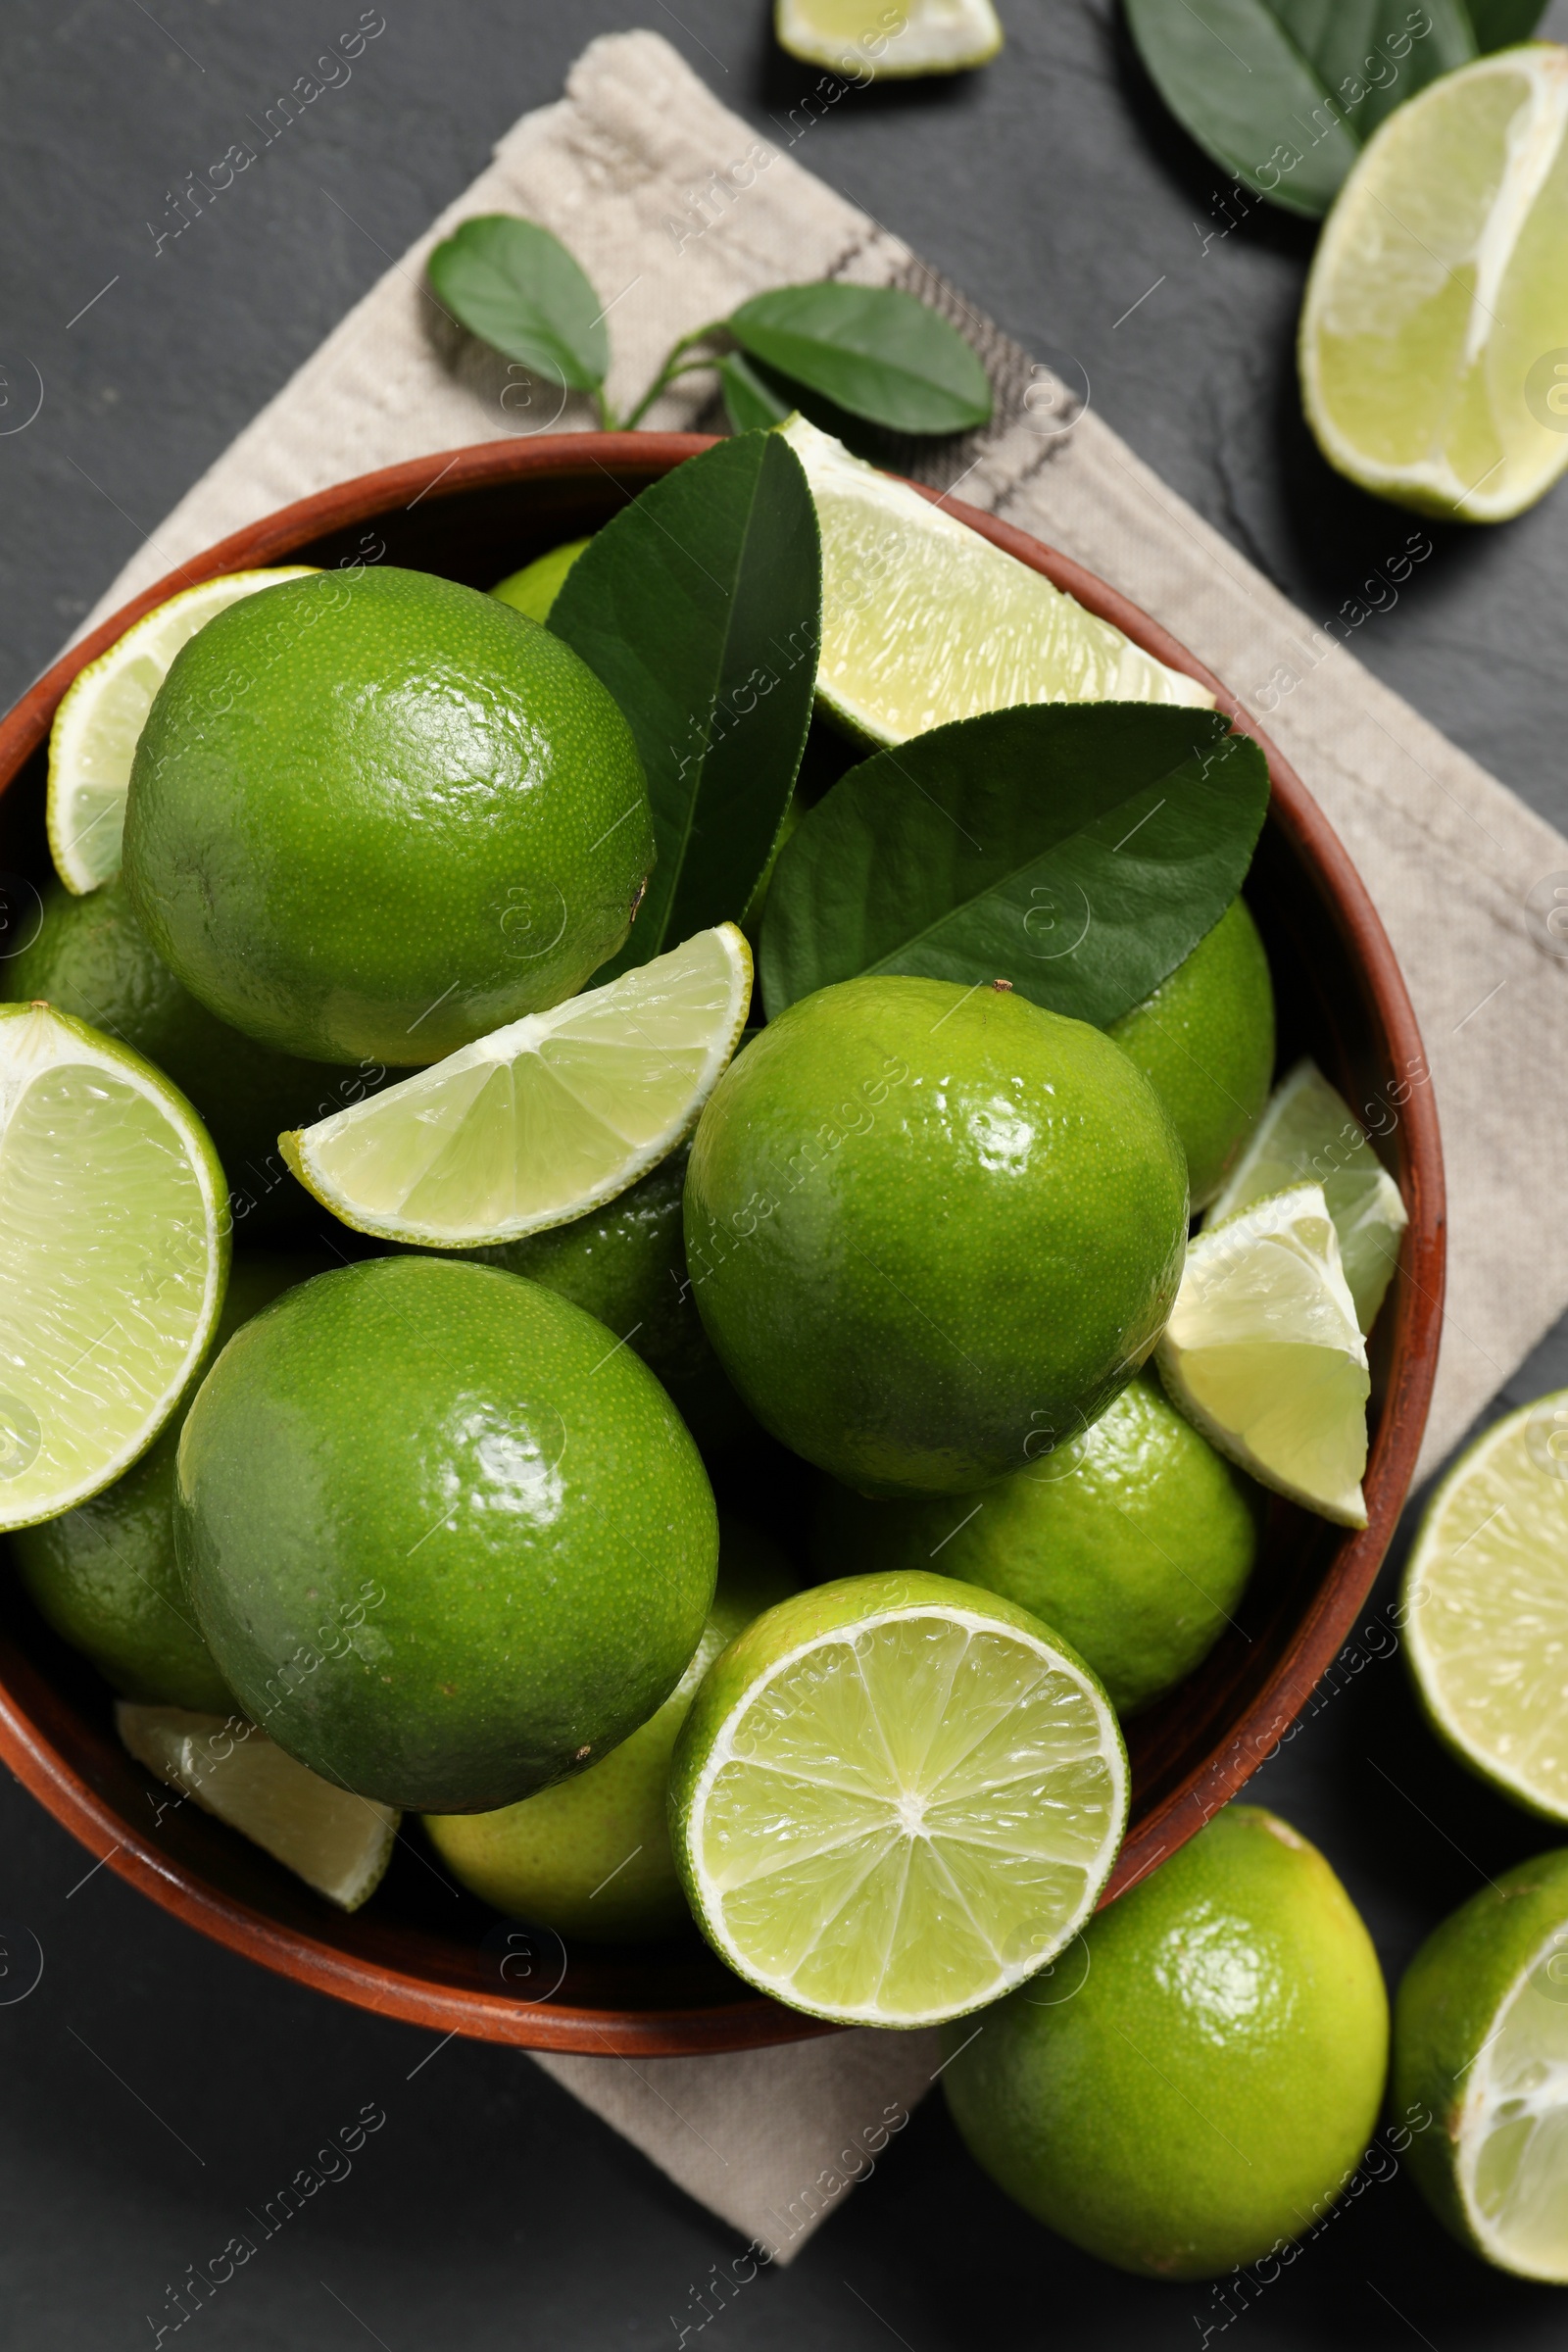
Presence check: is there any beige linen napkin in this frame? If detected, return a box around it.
[74,28,1568,2254]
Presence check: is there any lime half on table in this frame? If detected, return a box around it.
[1300,45,1568,522]
[669,1571,1128,2028]
[1403,1396,1568,1822]
[0,1004,228,1530]
[778,415,1212,745]
[48,566,318,892]
[283,923,753,1248]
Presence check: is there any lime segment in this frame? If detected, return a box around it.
[282,923,752,1247]
[1157,1181,1369,1526]
[47,567,318,893]
[117,1702,398,1910]
[0,1004,228,1531]
[1403,1396,1568,1821]
[778,415,1212,745]
[1206,1058,1408,1333]
[670,1572,1128,2027]
[775,0,1002,74]
[1300,45,1568,520]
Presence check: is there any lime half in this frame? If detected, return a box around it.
[48,567,318,892]
[282,923,752,1247]
[775,0,1002,74]
[1207,1058,1408,1334]
[0,1004,228,1530]
[1403,1396,1568,1821]
[778,416,1212,745]
[1300,45,1568,521]
[669,1571,1128,2028]
[117,1702,397,1910]
[1396,1846,1568,2280]
[1157,1182,1369,1526]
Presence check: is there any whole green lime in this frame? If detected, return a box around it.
[1393,1846,1568,2279]
[1109,898,1274,1209]
[941,1804,1389,2278]
[173,1254,716,1811]
[422,1517,796,1940]
[480,1144,753,1458]
[6,875,399,1232]
[12,1252,330,1709]
[811,1374,1259,1714]
[490,537,590,623]
[684,976,1189,1496]
[122,567,654,1065]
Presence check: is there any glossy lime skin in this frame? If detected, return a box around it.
[1393,1846,1568,2259]
[490,537,590,623]
[173,1255,717,1812]
[811,1374,1260,1714]
[422,1518,796,1940]
[122,567,654,1065]
[480,1145,753,1459]
[684,976,1189,1497]
[942,1805,1389,2278]
[12,1252,329,1709]
[1109,898,1275,1210]
[7,875,398,1233]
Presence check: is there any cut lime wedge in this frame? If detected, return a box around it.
[117,1702,398,1910]
[1157,1182,1369,1527]
[1206,1058,1408,1334]
[775,0,1002,74]
[282,923,753,1248]
[0,1004,228,1531]
[1402,1396,1568,1821]
[778,415,1212,747]
[48,566,318,893]
[1396,1847,1568,2281]
[1300,45,1568,521]
[669,1572,1128,2028]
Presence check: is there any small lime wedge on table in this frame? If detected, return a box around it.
[778,414,1211,746]
[669,1571,1128,2028]
[47,566,318,893]
[775,0,1003,74]
[282,924,752,1248]
[1157,1181,1370,1527]
[1300,45,1568,521]
[0,1004,227,1531]
[117,1702,397,1911]
[1207,1058,1407,1334]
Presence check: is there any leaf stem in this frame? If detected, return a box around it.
[619,321,732,431]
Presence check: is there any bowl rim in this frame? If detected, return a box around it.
[0,430,1446,2055]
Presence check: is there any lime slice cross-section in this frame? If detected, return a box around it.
[778,415,1213,747]
[1206,1058,1408,1334]
[1157,1181,1370,1526]
[669,1572,1128,2028]
[48,566,318,893]
[0,1004,228,1531]
[117,1702,398,1911]
[283,924,752,1248]
[775,0,1003,74]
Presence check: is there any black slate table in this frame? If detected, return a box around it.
[3,3,1567,2344]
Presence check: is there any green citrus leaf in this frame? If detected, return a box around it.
[717,352,793,433]
[1461,0,1547,45]
[759,703,1269,1026]
[426,215,609,390]
[1124,0,1476,220]
[727,283,992,434]
[551,432,821,973]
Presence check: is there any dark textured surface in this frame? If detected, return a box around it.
[3,3,1568,2343]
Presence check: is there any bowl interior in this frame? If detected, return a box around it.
[0,439,1443,2053]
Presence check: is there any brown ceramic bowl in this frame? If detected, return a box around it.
[0,434,1445,2054]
